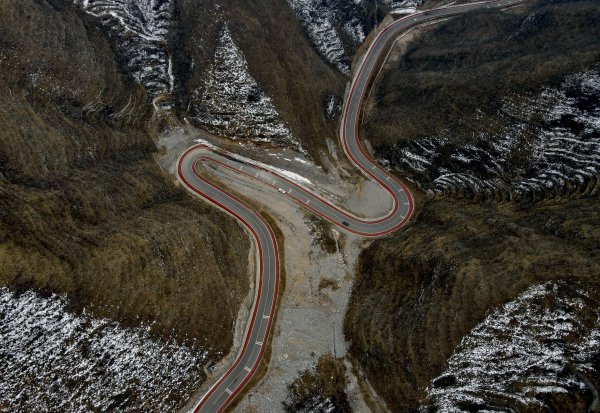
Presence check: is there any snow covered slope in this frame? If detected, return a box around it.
[389,0,422,13]
[285,0,425,74]
[74,0,174,108]
[396,67,600,200]
[285,0,369,74]
[423,281,600,412]
[0,288,206,412]
[190,26,301,149]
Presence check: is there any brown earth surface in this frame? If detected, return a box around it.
[344,1,600,411]
[0,0,250,362]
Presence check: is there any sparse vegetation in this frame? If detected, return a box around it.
[283,355,351,413]
[345,2,600,410]
[345,196,600,411]
[307,215,338,254]
[318,277,340,291]
[365,0,600,181]
[174,0,348,162]
[0,0,249,355]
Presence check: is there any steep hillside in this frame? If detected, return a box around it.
[174,0,349,159]
[346,1,600,411]
[364,0,600,199]
[74,0,175,108]
[0,1,250,409]
[0,288,206,412]
[346,196,600,411]
[56,0,350,158]
[188,25,301,149]
[423,281,600,412]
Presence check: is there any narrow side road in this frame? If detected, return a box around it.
[177,1,526,411]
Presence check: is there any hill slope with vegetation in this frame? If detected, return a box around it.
[345,1,600,411]
[0,1,250,409]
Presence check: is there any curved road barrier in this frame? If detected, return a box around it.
[177,1,525,411]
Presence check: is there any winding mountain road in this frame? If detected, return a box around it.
[177,1,525,411]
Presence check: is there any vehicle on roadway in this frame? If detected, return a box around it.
[177,1,520,411]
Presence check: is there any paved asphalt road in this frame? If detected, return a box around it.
[177,0,525,411]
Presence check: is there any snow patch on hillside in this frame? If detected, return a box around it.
[423,281,600,411]
[394,67,600,200]
[194,138,312,185]
[0,288,206,412]
[74,0,174,107]
[191,27,301,150]
[389,0,422,12]
[285,0,367,74]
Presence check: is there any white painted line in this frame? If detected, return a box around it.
[263,315,270,319]
[244,366,251,372]
[256,341,263,346]
[225,388,233,395]
[386,176,390,181]
[306,199,310,205]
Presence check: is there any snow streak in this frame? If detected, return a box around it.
[394,67,600,200]
[74,0,174,107]
[423,281,600,412]
[0,288,206,413]
[191,26,301,149]
[285,0,366,74]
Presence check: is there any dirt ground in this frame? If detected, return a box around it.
[157,125,392,412]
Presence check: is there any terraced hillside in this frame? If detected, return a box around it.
[424,281,600,411]
[0,0,249,410]
[364,0,600,200]
[173,0,348,158]
[346,1,600,411]
[74,0,175,107]
[189,25,301,149]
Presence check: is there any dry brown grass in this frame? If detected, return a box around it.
[345,4,600,409]
[318,277,340,291]
[283,355,351,413]
[0,0,250,359]
[345,195,600,411]
[174,0,348,164]
[363,0,600,168]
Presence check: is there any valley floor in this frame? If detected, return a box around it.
[157,126,391,412]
